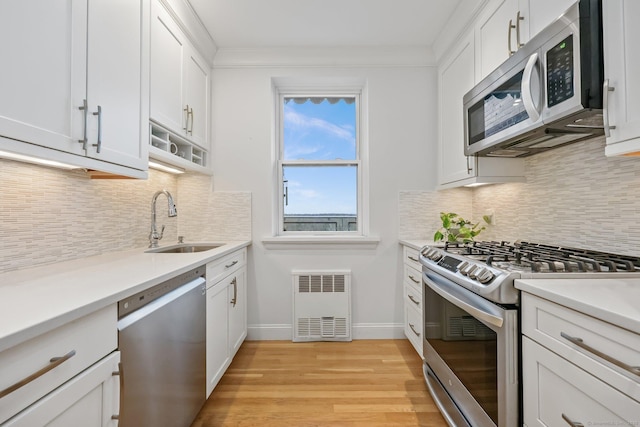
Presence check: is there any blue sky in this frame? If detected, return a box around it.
[283,98,357,215]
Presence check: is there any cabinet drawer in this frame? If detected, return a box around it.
[206,249,246,285]
[523,337,640,426]
[403,246,421,271]
[404,282,422,312]
[403,264,422,291]
[405,303,423,358]
[522,293,640,401]
[0,305,117,424]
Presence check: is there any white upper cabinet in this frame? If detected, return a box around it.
[439,32,476,185]
[475,0,529,81]
[0,0,149,178]
[526,0,575,40]
[603,0,640,156]
[0,1,87,157]
[438,30,525,189]
[150,0,210,150]
[86,0,149,171]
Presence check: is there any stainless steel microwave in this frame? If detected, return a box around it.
[464,0,604,158]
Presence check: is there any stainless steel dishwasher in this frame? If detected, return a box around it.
[117,266,206,427]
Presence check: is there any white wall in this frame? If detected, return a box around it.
[211,58,438,339]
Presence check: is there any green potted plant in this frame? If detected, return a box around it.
[433,212,491,243]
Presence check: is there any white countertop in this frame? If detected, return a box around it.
[0,241,250,353]
[515,278,640,335]
[399,239,430,250]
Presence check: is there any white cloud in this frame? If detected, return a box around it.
[284,107,354,143]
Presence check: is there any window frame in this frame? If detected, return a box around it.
[274,86,367,237]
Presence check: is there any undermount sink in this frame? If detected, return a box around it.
[145,243,224,253]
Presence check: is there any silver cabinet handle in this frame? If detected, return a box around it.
[409,323,420,337]
[183,104,190,131]
[408,275,420,284]
[92,105,102,153]
[466,155,473,174]
[603,79,617,137]
[408,294,420,306]
[515,11,525,49]
[230,277,237,307]
[225,260,238,269]
[560,332,640,377]
[188,106,194,135]
[507,19,516,56]
[111,415,120,420]
[0,350,76,398]
[407,256,419,262]
[78,99,88,150]
[562,413,584,427]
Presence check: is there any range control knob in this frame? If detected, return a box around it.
[477,269,495,284]
[457,261,469,273]
[461,263,477,276]
[430,250,443,262]
[469,267,483,280]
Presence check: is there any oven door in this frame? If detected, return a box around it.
[422,270,519,427]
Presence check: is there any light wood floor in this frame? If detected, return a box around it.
[191,339,448,427]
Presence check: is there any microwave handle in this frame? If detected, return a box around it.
[521,52,541,122]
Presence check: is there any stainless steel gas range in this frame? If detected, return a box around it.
[419,241,640,427]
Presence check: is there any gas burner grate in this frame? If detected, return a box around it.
[442,241,640,273]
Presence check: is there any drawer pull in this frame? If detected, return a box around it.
[225,260,238,269]
[0,349,76,399]
[408,274,420,284]
[409,323,420,337]
[408,295,420,306]
[561,413,584,427]
[560,332,640,377]
[407,256,419,262]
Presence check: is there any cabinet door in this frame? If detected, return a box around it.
[4,352,120,427]
[603,0,640,156]
[206,282,229,397]
[522,337,640,427]
[86,0,148,170]
[526,0,574,39]
[150,0,186,136]
[0,0,86,156]
[438,31,476,185]
[228,268,247,357]
[184,47,210,149]
[476,0,519,80]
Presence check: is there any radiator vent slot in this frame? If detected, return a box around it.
[293,270,351,342]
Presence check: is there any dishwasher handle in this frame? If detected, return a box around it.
[117,276,205,331]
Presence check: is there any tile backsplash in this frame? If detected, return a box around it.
[401,137,640,257]
[0,159,251,273]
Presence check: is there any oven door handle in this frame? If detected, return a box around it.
[424,271,504,328]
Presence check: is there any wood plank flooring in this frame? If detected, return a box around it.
[191,339,448,427]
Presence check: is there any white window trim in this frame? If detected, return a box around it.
[266,77,374,248]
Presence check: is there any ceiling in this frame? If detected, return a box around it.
[187,0,469,50]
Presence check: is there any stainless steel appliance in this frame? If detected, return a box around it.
[464,0,604,158]
[420,241,640,426]
[117,266,206,427]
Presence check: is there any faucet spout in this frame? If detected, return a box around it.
[149,190,177,248]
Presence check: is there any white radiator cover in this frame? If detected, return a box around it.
[292,270,352,342]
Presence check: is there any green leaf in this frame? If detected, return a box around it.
[434,231,444,242]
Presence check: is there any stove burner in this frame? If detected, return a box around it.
[442,241,640,273]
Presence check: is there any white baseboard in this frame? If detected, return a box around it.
[247,322,404,341]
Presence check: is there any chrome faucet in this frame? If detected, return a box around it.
[149,190,178,248]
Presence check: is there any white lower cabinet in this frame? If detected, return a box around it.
[521,292,640,426]
[523,337,639,426]
[401,244,423,358]
[206,249,247,397]
[3,352,120,427]
[0,305,119,426]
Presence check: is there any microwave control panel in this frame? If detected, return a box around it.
[547,34,574,107]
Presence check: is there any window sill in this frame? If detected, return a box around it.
[262,235,380,250]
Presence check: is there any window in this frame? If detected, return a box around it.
[276,93,362,235]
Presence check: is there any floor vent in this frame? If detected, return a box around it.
[292,270,351,342]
